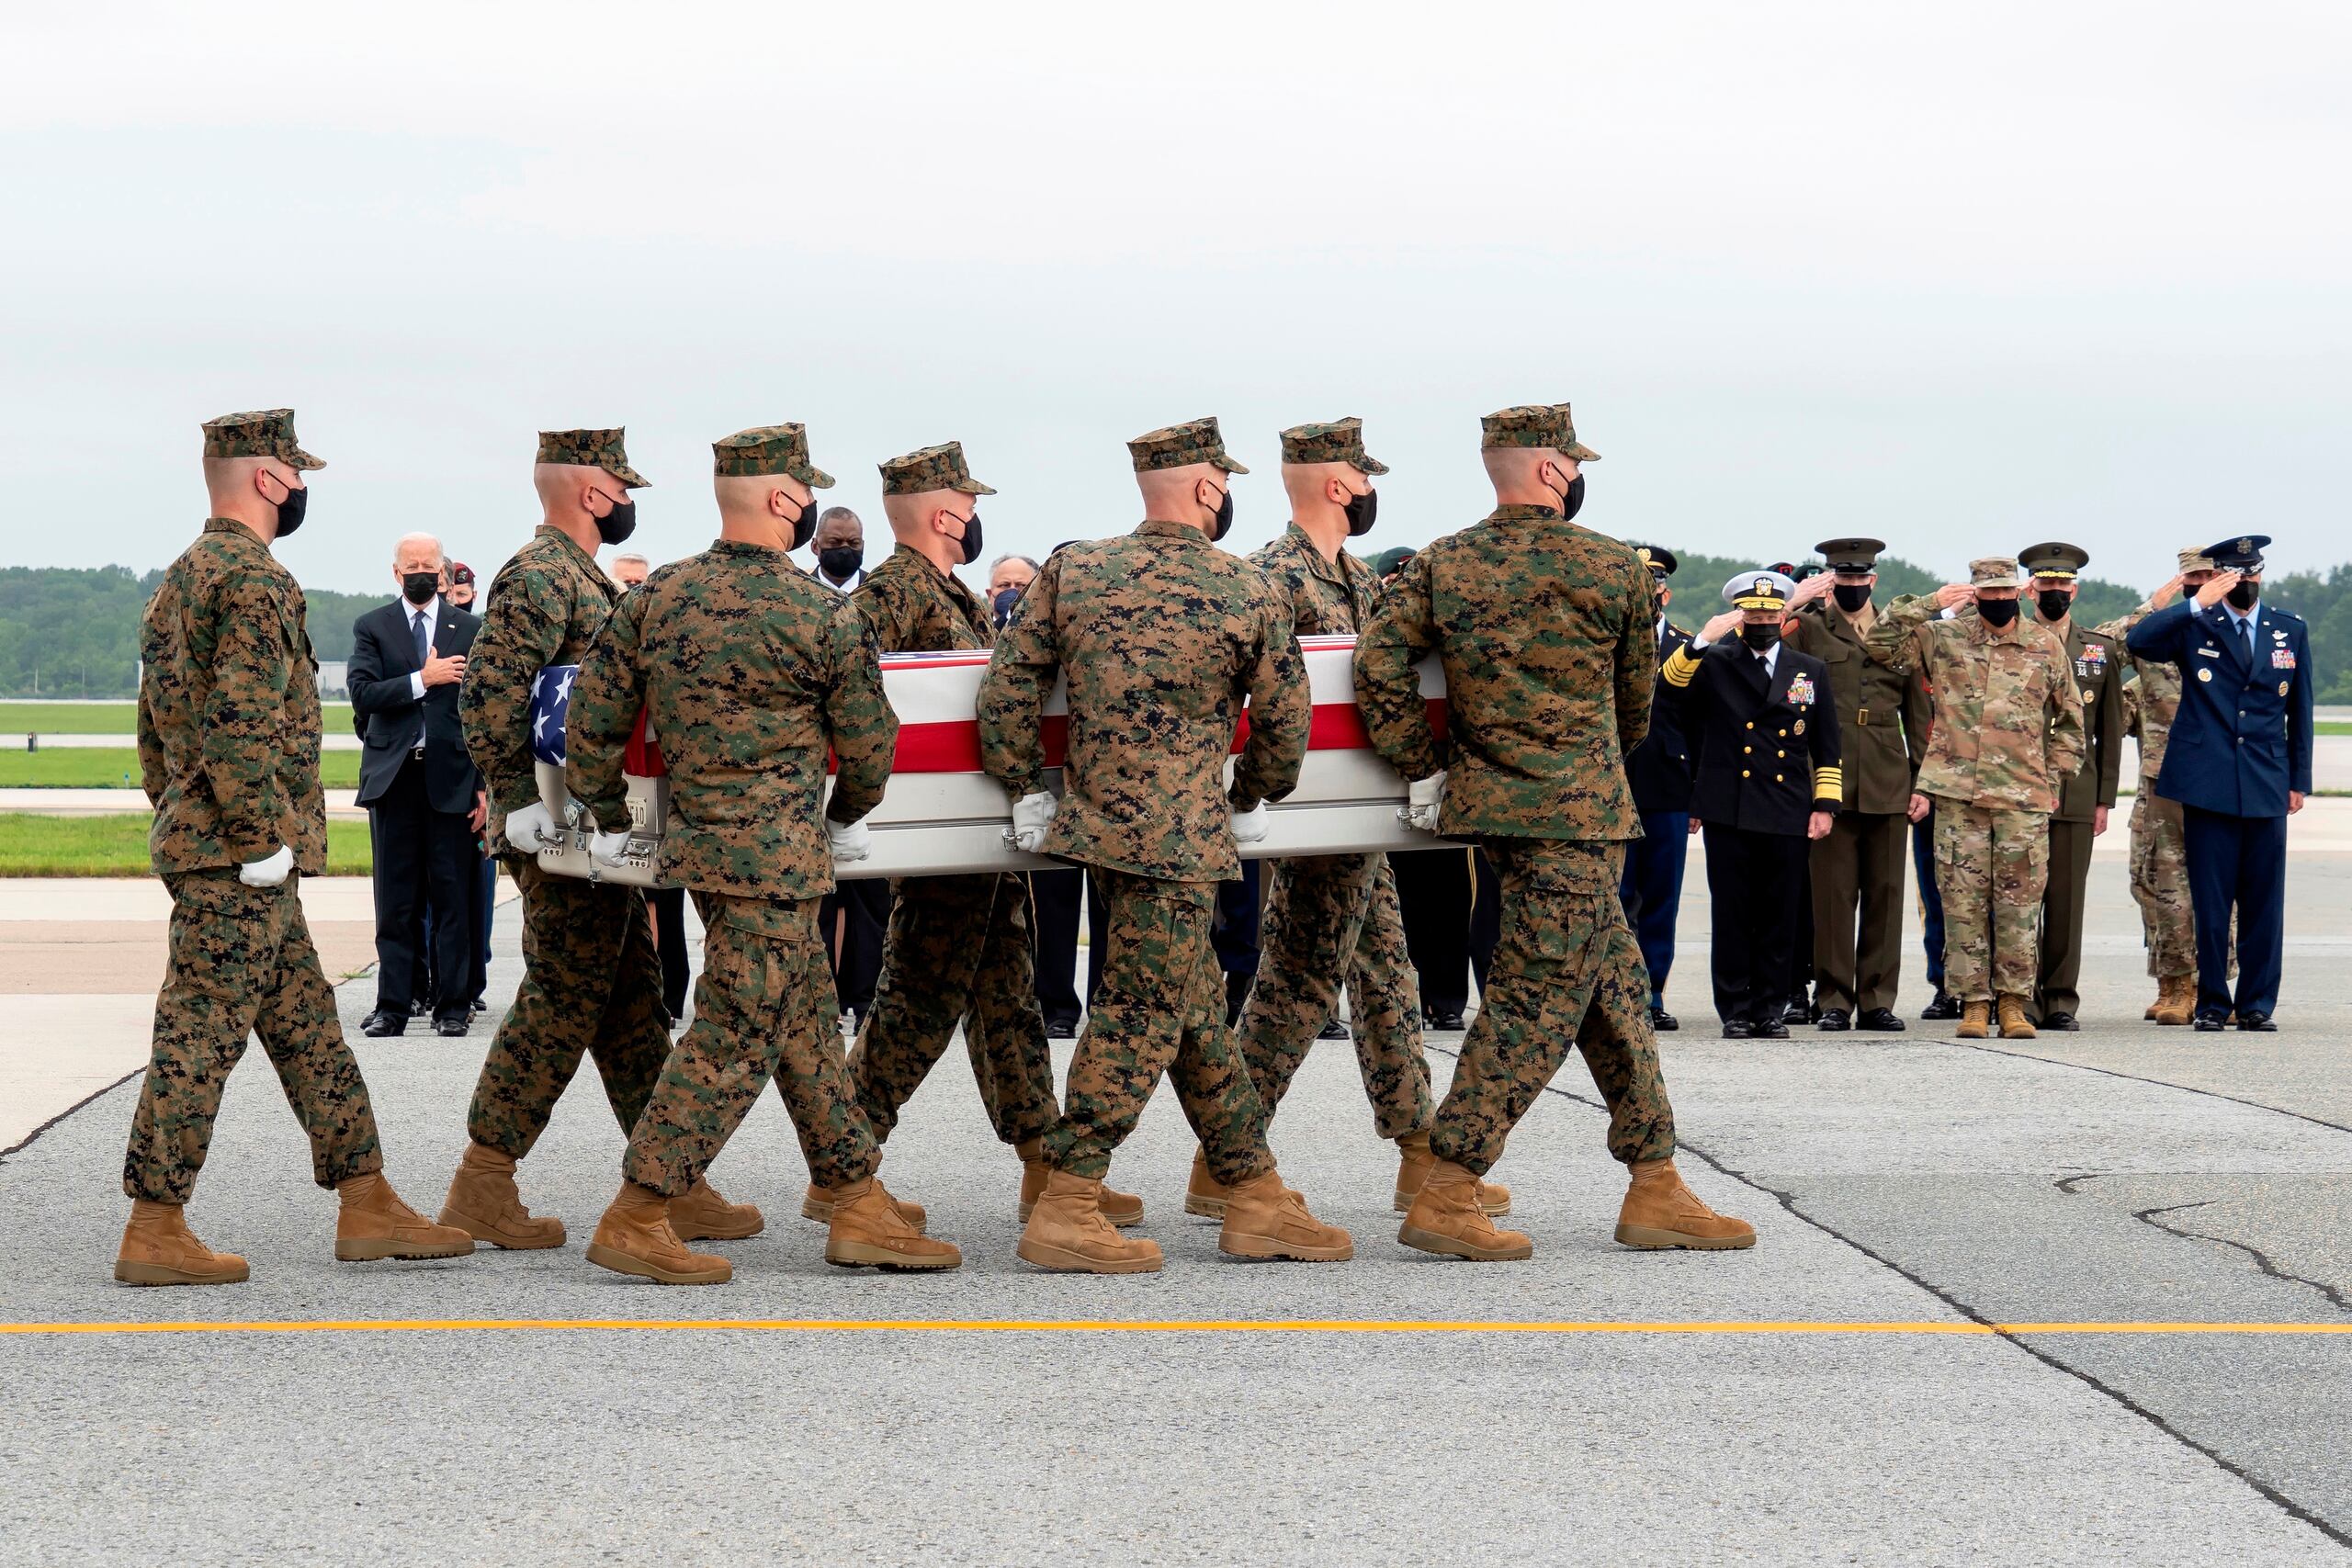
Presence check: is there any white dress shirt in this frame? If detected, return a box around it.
[403,595,442,704]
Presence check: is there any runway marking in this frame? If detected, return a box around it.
[5,1317,2351,1338]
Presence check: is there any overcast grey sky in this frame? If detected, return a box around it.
[4,1,2346,596]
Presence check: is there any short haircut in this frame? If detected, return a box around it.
[610,552,651,569]
[818,506,862,527]
[988,553,1040,574]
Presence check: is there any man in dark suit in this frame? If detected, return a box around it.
[1660,570,1843,1036]
[2125,534,2312,1031]
[349,533,485,1037]
[1617,546,1696,1031]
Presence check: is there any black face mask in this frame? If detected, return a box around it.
[1977,596,2020,628]
[1208,485,1235,543]
[955,513,984,566]
[991,586,1023,626]
[1833,582,1872,614]
[401,572,438,606]
[1343,486,1378,537]
[786,496,819,551]
[1549,471,1585,523]
[2036,589,2072,622]
[272,479,308,538]
[819,545,864,581]
[1740,623,1780,652]
[594,495,638,547]
[2227,579,2261,611]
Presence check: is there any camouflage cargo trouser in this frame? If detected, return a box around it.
[1043,869,1276,1187]
[1932,800,2049,1003]
[2130,791,2199,980]
[623,892,877,1196]
[467,857,668,1159]
[123,870,383,1203]
[1234,852,1433,1140]
[1430,838,1676,1178]
[846,872,1059,1148]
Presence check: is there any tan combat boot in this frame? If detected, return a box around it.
[1614,1157,1758,1250]
[802,1180,925,1233]
[586,1181,730,1284]
[1218,1169,1353,1262]
[1393,1131,1511,1216]
[669,1178,763,1242]
[825,1178,962,1270]
[1997,995,2038,1040]
[1018,1138,1141,1226]
[437,1141,566,1250]
[1397,1159,1533,1261]
[334,1173,476,1262]
[2143,981,2164,1021]
[114,1200,249,1286]
[1956,999,1992,1039]
[2153,974,2197,1027]
[1019,1170,1164,1273]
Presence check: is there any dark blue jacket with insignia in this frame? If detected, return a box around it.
[1659,637,1844,835]
[2125,600,2313,818]
[1625,620,1697,815]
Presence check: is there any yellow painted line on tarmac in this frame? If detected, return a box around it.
[3,1317,2350,1338]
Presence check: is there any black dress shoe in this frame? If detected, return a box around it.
[1856,1008,1906,1032]
[2193,1011,2228,1032]
[360,1010,407,1037]
[1816,1009,1851,1032]
[470,998,487,1013]
[1722,1019,1753,1039]
[433,1012,471,1038]
[1425,1009,1467,1032]
[2041,1010,2079,1032]
[1044,1013,1081,1039]
[1753,1020,1791,1040]
[1920,990,1962,1021]
[1317,1019,1351,1040]
[1649,1006,1679,1032]
[410,998,432,1018]
[2237,1011,2277,1032]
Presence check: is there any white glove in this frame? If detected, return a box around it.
[238,844,294,887]
[590,827,654,867]
[1403,771,1446,833]
[1011,791,1057,853]
[1230,800,1270,844]
[828,818,872,864]
[503,801,560,853]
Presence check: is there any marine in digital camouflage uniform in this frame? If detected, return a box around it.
[1863,557,2084,1039]
[979,416,1351,1271]
[1356,403,1750,1259]
[841,443,1069,1204]
[1207,418,1453,1215]
[118,411,469,1286]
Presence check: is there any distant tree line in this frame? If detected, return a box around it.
[0,566,381,698]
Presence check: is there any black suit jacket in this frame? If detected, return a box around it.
[349,598,482,813]
[1663,639,1843,835]
[1625,620,1696,814]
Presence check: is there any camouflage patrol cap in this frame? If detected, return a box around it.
[1970,557,2021,588]
[1724,570,1795,610]
[1479,404,1601,461]
[878,440,995,497]
[711,424,834,489]
[537,427,650,488]
[2177,547,2218,574]
[1128,416,1248,475]
[1816,536,1885,572]
[1278,417,1388,474]
[2019,540,2090,580]
[201,409,325,470]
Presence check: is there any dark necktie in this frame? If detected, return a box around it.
[413,607,431,670]
[2238,617,2254,667]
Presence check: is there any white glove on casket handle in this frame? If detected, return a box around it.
[828,818,872,864]
[503,801,560,854]
[1403,771,1446,833]
[1230,800,1270,844]
[1011,791,1058,853]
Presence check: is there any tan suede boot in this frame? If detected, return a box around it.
[436,1141,566,1250]
[1392,1131,1511,1216]
[585,1182,731,1284]
[1183,1147,1232,1218]
[2143,982,2163,1021]
[334,1173,476,1262]
[1018,1138,1142,1226]
[669,1178,763,1242]
[802,1180,925,1233]
[1614,1157,1757,1250]
[114,1200,249,1286]
[1218,1169,1353,1262]
[1018,1170,1164,1274]
[1956,999,1992,1039]
[825,1178,962,1270]
[2153,974,2197,1027]
[1397,1159,1532,1261]
[1997,995,2038,1040]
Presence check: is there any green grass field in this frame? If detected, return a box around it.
[0,813,373,877]
[0,748,363,790]
[0,702,356,735]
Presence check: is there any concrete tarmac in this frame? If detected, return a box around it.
[2,862,2348,1563]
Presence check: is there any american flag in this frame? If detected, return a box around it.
[529,664,576,767]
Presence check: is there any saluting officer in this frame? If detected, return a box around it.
[2018,543,2124,1031]
[1659,570,1843,1036]
[1618,546,1697,1032]
[2124,535,2312,1031]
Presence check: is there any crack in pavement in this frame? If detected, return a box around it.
[1426,1043,2352,1552]
[1935,1036,2352,1137]
[2132,1200,2352,1318]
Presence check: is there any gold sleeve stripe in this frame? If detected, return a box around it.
[1813,766,1844,801]
[1661,646,1701,688]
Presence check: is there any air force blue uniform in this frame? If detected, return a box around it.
[2124,569,2312,1021]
